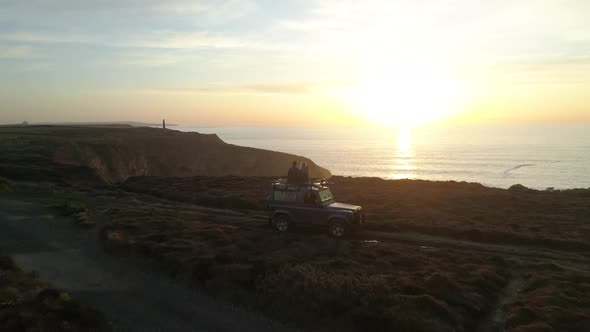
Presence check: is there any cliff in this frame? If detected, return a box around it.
[0,126,331,183]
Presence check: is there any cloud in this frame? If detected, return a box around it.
[21,63,55,72]
[239,83,316,94]
[492,55,590,71]
[107,53,190,67]
[0,0,255,24]
[123,31,248,49]
[469,54,590,86]
[146,82,339,95]
[0,45,33,59]
[1,0,226,15]
[276,19,345,32]
[0,30,290,52]
[0,32,93,44]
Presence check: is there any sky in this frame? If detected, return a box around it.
[0,0,589,127]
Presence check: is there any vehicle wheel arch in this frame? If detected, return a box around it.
[328,216,347,224]
[273,213,291,233]
[327,217,347,238]
[328,214,352,224]
[272,210,293,221]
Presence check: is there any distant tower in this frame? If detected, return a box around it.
[163,119,166,129]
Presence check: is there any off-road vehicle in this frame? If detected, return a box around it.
[267,179,364,237]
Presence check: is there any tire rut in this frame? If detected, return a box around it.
[361,231,590,266]
[476,272,527,332]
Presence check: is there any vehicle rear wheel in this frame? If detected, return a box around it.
[274,215,290,233]
[328,221,345,238]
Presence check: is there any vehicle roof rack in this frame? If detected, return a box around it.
[271,178,331,191]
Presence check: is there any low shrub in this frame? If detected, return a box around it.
[0,255,107,331]
[121,175,590,250]
[0,177,12,192]
[506,265,590,332]
[52,201,87,216]
[101,201,511,332]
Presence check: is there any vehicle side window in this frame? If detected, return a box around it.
[302,191,311,204]
[273,190,298,203]
[303,191,318,205]
[318,189,333,202]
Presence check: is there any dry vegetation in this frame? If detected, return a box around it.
[505,263,590,332]
[0,177,12,192]
[2,130,589,332]
[123,175,590,251]
[101,198,511,332]
[0,256,106,331]
[115,175,590,331]
[50,200,96,227]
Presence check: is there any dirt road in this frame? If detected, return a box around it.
[0,198,300,332]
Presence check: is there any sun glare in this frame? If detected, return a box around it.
[349,56,467,128]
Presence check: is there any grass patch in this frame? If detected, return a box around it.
[122,175,590,251]
[0,255,107,331]
[50,200,95,227]
[0,177,12,192]
[101,199,512,332]
[506,263,590,331]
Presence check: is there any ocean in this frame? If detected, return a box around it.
[174,124,590,190]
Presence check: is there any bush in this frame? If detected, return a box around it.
[0,177,12,192]
[508,184,530,192]
[0,255,107,331]
[52,201,86,216]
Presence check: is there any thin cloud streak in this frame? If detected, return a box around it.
[0,32,96,44]
[0,30,292,52]
[148,81,353,95]
[0,45,34,59]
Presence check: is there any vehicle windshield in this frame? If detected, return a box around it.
[318,188,334,203]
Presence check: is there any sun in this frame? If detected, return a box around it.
[348,55,467,128]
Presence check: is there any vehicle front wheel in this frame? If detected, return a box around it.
[328,221,346,238]
[273,215,290,233]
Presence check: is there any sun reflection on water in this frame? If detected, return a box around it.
[392,126,416,179]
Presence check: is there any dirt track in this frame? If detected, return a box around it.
[0,198,300,332]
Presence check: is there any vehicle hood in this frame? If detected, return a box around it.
[325,202,361,211]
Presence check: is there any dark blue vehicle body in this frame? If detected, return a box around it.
[267,179,364,236]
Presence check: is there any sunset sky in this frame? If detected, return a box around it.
[1,0,589,127]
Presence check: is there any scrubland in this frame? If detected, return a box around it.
[100,197,511,331]
[505,263,590,332]
[2,174,588,331]
[123,175,590,250]
[1,125,589,331]
[0,256,106,331]
[99,176,590,331]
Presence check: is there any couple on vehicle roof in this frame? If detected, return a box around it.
[287,160,309,184]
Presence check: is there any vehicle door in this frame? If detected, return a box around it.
[295,191,326,225]
[313,190,334,225]
[285,189,311,224]
[272,189,300,222]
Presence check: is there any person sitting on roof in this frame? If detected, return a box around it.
[288,161,301,184]
[300,161,309,183]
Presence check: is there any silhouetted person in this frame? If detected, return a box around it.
[300,161,309,183]
[303,189,315,205]
[288,161,300,184]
